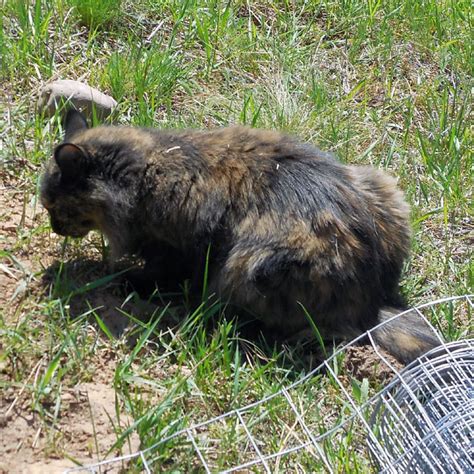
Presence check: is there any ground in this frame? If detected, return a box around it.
[0,1,472,472]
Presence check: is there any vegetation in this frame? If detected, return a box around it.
[0,0,471,471]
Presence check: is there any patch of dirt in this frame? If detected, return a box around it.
[0,177,69,312]
[0,381,140,474]
[344,344,404,385]
[0,181,40,308]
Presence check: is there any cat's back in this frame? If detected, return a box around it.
[180,125,338,167]
[69,123,338,172]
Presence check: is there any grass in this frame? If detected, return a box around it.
[0,0,472,471]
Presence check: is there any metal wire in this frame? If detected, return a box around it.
[370,340,474,473]
[63,294,474,473]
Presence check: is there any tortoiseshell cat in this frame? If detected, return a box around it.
[41,109,439,363]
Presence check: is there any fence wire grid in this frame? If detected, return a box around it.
[64,294,473,473]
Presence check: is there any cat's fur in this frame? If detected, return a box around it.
[40,109,440,363]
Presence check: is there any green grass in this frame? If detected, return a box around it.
[0,0,472,471]
[67,0,122,29]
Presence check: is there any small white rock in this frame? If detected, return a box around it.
[38,79,117,119]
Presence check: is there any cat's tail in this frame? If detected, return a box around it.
[371,307,441,364]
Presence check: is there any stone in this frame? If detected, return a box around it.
[38,79,117,119]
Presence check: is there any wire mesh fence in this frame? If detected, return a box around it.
[64,294,473,473]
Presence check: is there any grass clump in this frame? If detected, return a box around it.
[66,0,122,29]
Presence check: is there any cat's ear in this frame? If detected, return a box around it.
[63,109,88,141]
[54,143,88,184]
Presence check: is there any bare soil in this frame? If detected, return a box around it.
[0,381,140,474]
[344,345,404,384]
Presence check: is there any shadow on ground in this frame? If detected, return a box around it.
[39,257,168,338]
[38,257,332,373]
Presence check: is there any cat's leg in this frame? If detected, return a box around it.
[212,245,310,332]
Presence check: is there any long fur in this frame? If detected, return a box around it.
[40,110,440,363]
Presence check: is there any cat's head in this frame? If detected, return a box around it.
[40,109,104,238]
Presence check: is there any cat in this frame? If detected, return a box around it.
[40,109,440,364]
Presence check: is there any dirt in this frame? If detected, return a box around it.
[0,176,60,310]
[0,381,140,474]
[344,345,404,384]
